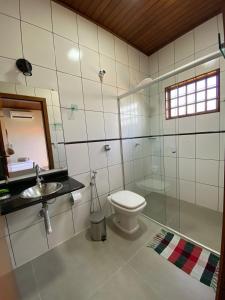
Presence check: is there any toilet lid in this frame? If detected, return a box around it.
[110,191,145,209]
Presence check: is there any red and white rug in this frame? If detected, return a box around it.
[149,229,219,291]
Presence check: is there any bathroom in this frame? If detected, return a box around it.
[0,0,225,299]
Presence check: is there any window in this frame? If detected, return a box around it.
[165,69,220,119]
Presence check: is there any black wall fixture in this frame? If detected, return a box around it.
[16,58,32,76]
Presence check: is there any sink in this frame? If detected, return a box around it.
[20,182,63,199]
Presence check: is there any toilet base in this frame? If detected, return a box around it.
[113,214,140,234]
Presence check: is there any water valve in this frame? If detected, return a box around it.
[104,144,111,151]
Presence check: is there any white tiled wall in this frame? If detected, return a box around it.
[121,14,224,215]
[0,0,148,267]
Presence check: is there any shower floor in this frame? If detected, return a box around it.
[8,215,214,300]
[143,192,223,252]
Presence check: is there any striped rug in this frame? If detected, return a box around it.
[148,229,219,291]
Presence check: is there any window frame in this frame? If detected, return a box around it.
[165,69,220,120]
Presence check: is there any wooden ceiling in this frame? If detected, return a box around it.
[54,0,223,55]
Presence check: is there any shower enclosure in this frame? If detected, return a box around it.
[119,50,224,253]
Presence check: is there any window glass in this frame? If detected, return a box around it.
[165,69,219,119]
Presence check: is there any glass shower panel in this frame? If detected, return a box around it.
[119,82,180,231]
[120,58,224,253]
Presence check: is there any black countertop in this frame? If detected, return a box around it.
[0,170,84,215]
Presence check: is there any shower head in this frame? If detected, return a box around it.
[137,77,153,89]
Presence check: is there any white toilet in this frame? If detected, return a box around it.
[107,190,146,234]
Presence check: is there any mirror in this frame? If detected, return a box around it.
[0,83,66,180]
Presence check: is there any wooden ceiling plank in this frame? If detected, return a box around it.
[125,1,200,41]
[134,0,221,45]
[114,0,173,36]
[53,0,223,55]
[105,0,157,31]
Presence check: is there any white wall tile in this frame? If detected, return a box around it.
[108,164,123,191]
[20,0,52,31]
[102,84,118,113]
[196,113,219,132]
[116,62,130,89]
[0,82,16,94]
[62,109,87,142]
[10,222,48,266]
[220,102,225,130]
[128,46,140,70]
[0,14,22,59]
[196,133,219,160]
[66,143,90,176]
[163,136,177,157]
[22,22,55,69]
[58,72,84,109]
[196,183,218,210]
[194,17,218,52]
[95,168,109,196]
[220,133,225,160]
[27,65,58,90]
[115,37,128,65]
[107,140,121,166]
[162,118,176,135]
[77,15,98,51]
[98,27,115,59]
[178,135,195,158]
[83,79,103,111]
[164,157,177,178]
[52,2,78,42]
[85,111,105,140]
[104,113,119,139]
[158,43,174,70]
[0,0,19,18]
[219,161,224,187]
[73,201,90,234]
[124,161,134,184]
[179,158,195,181]
[196,159,219,186]
[179,180,195,204]
[178,116,195,133]
[88,142,107,170]
[133,158,144,181]
[48,210,75,248]
[99,55,116,86]
[140,53,149,75]
[175,31,194,62]
[54,35,81,75]
[0,57,25,85]
[80,45,100,81]
[149,52,158,75]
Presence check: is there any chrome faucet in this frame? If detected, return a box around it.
[35,164,43,186]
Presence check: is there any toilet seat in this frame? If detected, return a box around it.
[110,190,145,210]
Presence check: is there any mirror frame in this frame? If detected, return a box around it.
[0,92,54,178]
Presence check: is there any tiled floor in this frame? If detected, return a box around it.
[10,215,215,300]
[144,192,222,252]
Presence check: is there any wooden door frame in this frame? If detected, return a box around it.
[216,4,225,300]
[0,120,9,178]
[0,93,54,177]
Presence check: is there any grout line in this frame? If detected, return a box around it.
[5,216,17,268]
[60,130,225,145]
[30,263,42,300]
